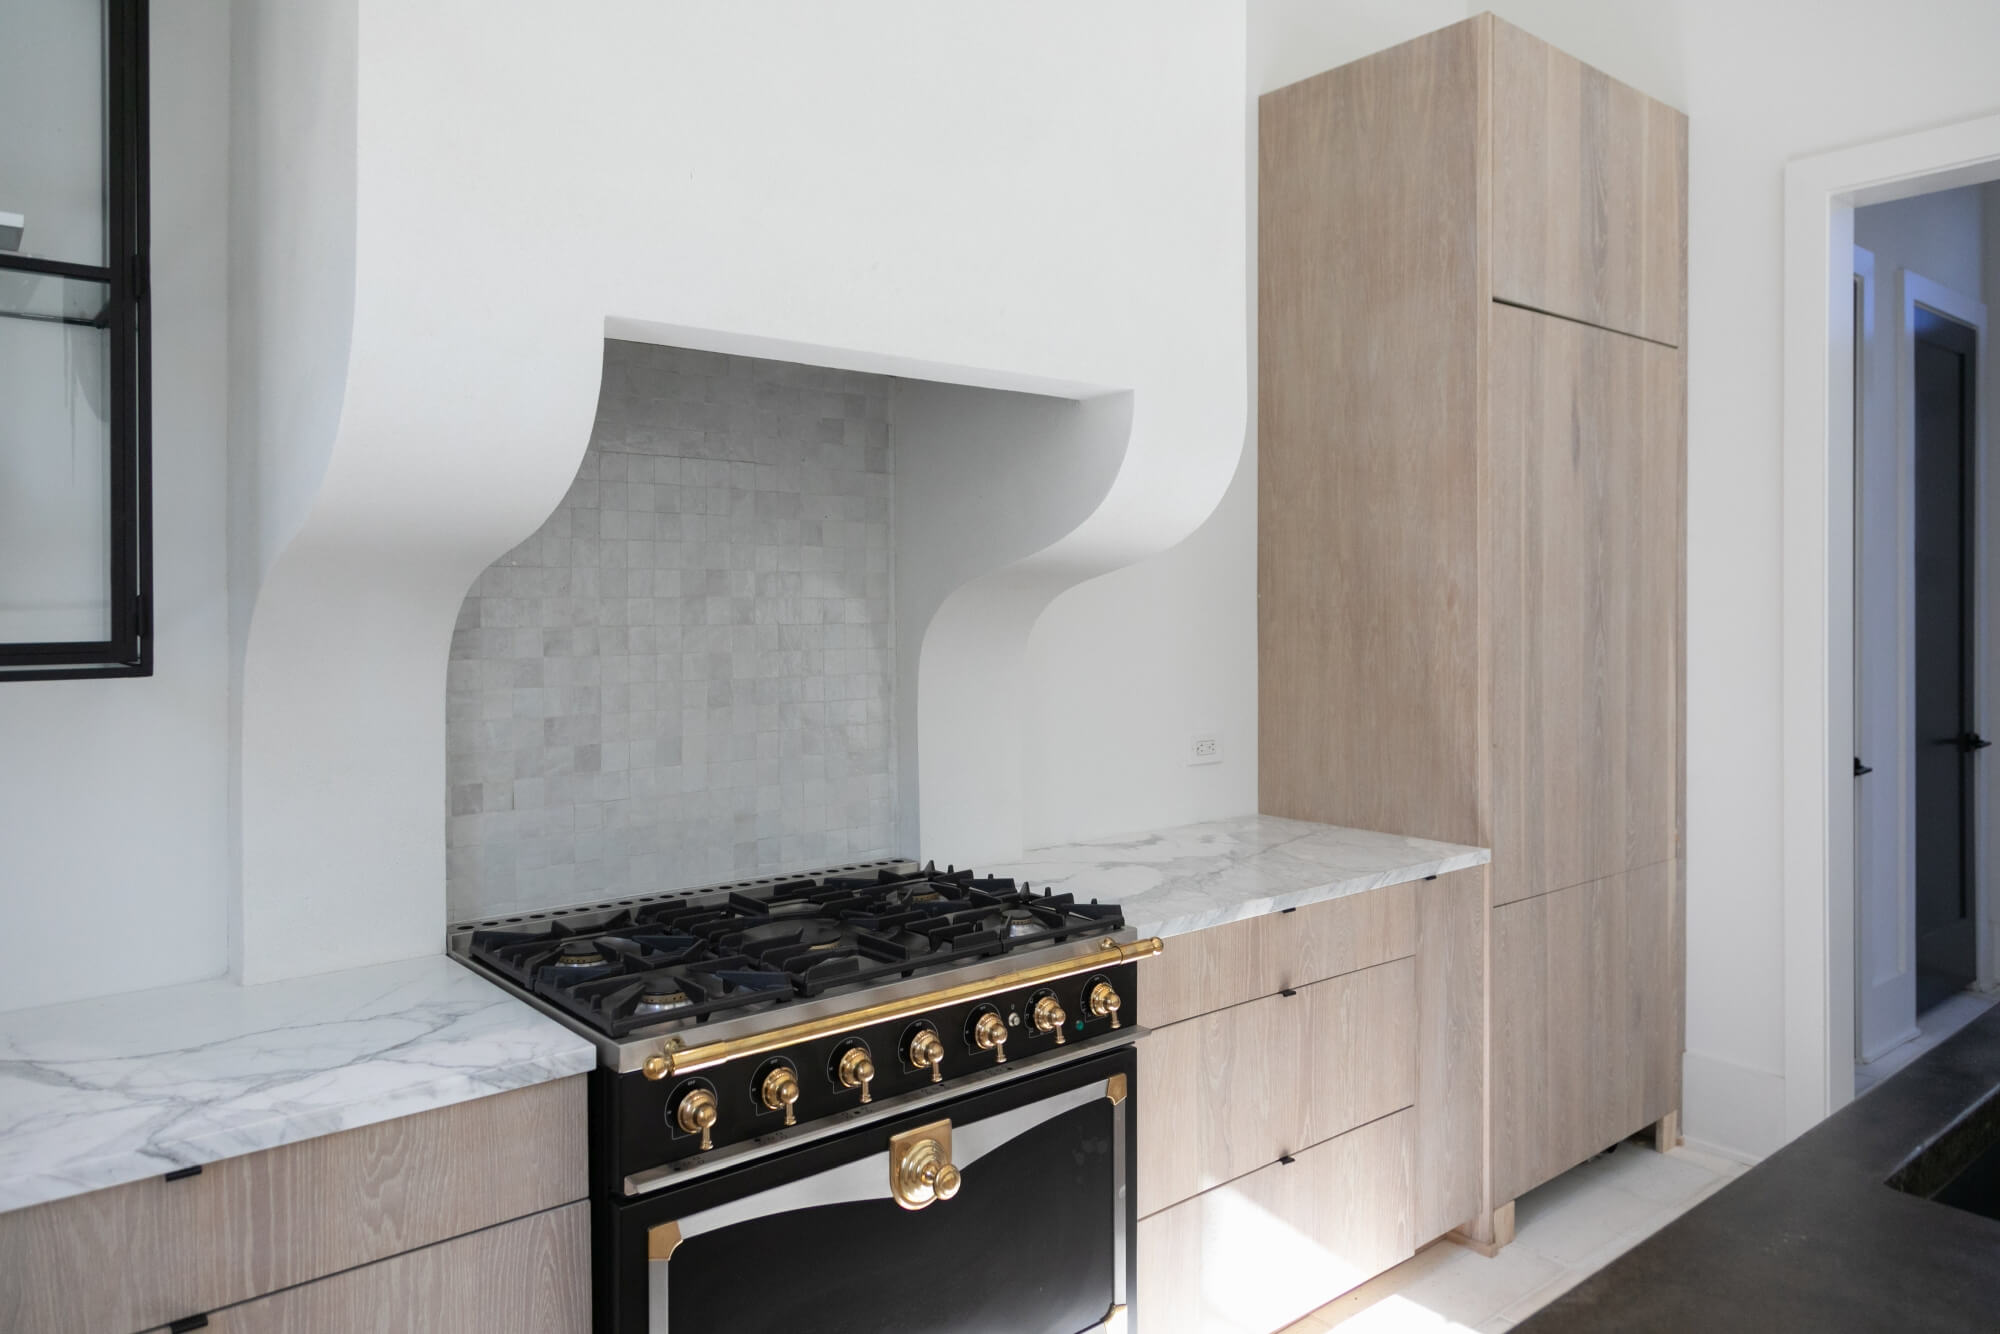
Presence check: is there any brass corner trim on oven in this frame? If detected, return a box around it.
[1104,1072,1128,1105]
[645,936,1165,1078]
[647,1220,683,1263]
[1098,1302,1129,1334]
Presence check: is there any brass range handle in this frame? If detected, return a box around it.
[674,1086,718,1152]
[1088,980,1123,1030]
[972,1010,1009,1065]
[650,936,1163,1078]
[1033,994,1067,1045]
[908,1027,945,1084]
[837,1046,876,1104]
[760,1067,801,1127]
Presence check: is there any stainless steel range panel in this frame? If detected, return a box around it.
[448,861,1161,1334]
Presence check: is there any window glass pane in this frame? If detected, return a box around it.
[0,301,112,643]
[0,0,106,267]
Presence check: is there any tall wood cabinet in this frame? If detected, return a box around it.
[1258,13,1686,1241]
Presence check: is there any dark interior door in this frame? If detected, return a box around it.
[1913,304,1980,1014]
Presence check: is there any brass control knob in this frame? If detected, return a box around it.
[674,1086,718,1152]
[1087,980,1123,1030]
[759,1066,802,1127]
[836,1046,876,1104]
[908,1026,946,1084]
[973,1009,1009,1065]
[1032,993,1067,1045]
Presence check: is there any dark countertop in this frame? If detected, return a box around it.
[1520,1005,2000,1333]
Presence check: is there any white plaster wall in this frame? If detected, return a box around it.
[893,382,1131,859]
[0,2,232,1012]
[1851,187,1986,1061]
[229,2,1248,982]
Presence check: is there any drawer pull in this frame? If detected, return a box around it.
[1279,988,1298,998]
[1278,1154,1296,1166]
[169,1317,209,1333]
[164,1164,202,1183]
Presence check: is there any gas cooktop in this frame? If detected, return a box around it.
[454,862,1126,1041]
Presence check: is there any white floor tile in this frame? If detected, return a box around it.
[1367,1242,1566,1330]
[1511,1182,1664,1267]
[1588,1144,1726,1206]
[1312,1137,1747,1334]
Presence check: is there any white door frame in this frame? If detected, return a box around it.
[1783,113,2000,1140]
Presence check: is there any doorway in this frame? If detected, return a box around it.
[1784,112,2000,1136]
[1840,179,1996,1103]
[1912,303,1982,1012]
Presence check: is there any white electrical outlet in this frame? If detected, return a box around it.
[1190,733,1222,765]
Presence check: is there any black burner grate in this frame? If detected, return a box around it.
[464,863,1124,1038]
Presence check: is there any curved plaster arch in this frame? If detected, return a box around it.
[231,0,1247,982]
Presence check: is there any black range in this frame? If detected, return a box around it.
[448,860,1161,1334]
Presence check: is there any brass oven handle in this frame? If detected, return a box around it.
[890,1120,963,1211]
[643,936,1163,1078]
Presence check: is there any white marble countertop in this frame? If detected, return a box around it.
[997,814,1490,940]
[0,953,595,1214]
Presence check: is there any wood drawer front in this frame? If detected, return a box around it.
[1486,305,1683,908]
[1490,16,1686,347]
[191,1202,590,1334]
[1137,1110,1415,1334]
[1,1076,588,1334]
[1148,882,1416,1028]
[1140,957,1416,1217]
[1491,863,1680,1203]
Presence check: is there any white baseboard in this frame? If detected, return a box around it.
[1683,1049,1788,1161]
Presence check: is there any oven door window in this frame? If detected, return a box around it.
[651,1076,1124,1334]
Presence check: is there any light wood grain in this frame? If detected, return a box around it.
[1490,16,1687,346]
[1147,881,1416,1028]
[1486,305,1680,908]
[1258,15,1488,844]
[1412,867,1486,1243]
[196,1203,590,1334]
[1490,864,1679,1202]
[1138,1111,1414,1334]
[1139,958,1416,1218]
[1,1077,588,1334]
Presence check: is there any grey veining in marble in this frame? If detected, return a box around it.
[0,954,595,1214]
[996,815,1490,940]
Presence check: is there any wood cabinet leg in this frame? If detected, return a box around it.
[1445,1200,1516,1258]
[1653,1110,1682,1150]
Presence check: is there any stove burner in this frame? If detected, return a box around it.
[633,985,694,1016]
[553,940,607,968]
[462,862,1126,1039]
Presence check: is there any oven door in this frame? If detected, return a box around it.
[599,1045,1135,1334]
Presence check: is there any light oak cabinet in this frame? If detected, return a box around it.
[1139,956,1416,1216]
[1138,1110,1414,1334]
[177,1203,591,1334]
[1259,11,1686,1242]
[0,1077,589,1334]
[1134,869,1482,1330]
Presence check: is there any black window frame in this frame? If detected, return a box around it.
[0,0,152,681]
